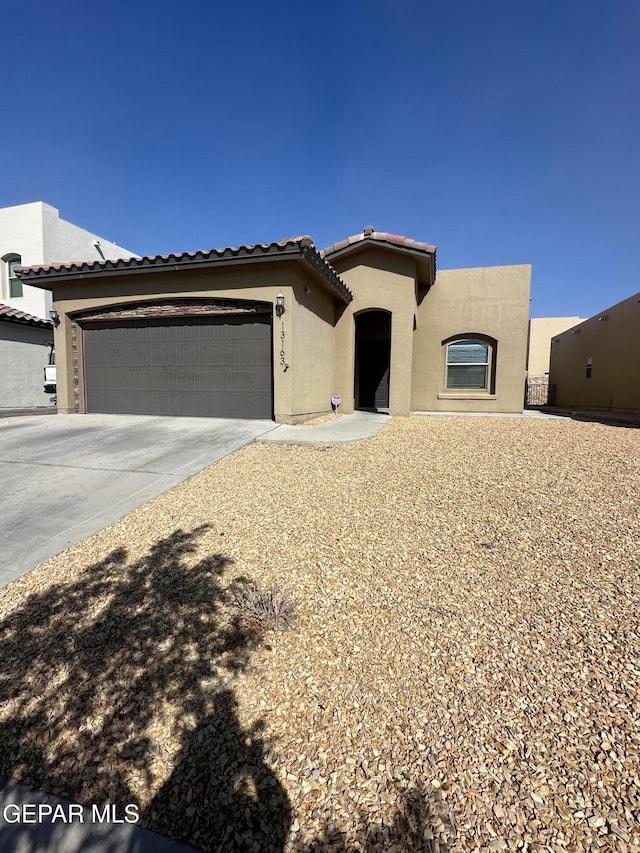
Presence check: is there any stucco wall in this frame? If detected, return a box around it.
[412,265,531,413]
[288,270,337,421]
[549,292,640,413]
[0,322,54,408]
[44,261,339,422]
[0,202,136,319]
[528,316,583,376]
[0,203,45,317]
[41,203,134,265]
[330,248,418,416]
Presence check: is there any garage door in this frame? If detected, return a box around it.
[83,314,273,418]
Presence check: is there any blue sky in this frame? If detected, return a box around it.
[2,0,638,318]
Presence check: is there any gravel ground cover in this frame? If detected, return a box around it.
[0,416,638,852]
[300,412,343,427]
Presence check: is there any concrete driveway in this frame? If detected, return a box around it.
[0,413,277,587]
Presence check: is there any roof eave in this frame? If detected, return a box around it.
[299,245,352,303]
[17,243,353,305]
[0,312,52,329]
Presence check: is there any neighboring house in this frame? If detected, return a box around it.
[0,201,137,408]
[527,317,584,378]
[525,316,584,407]
[0,306,54,408]
[549,291,640,414]
[0,201,137,320]
[16,227,531,422]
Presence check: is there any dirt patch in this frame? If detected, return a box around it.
[0,417,638,851]
[300,413,343,427]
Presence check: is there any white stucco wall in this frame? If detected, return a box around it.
[0,202,137,319]
[0,203,45,317]
[0,321,54,408]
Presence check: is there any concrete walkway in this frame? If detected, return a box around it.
[0,774,197,852]
[540,406,640,427]
[258,411,390,445]
[414,408,640,426]
[412,409,569,419]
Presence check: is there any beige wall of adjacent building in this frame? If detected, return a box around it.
[412,265,531,413]
[527,316,583,376]
[549,292,640,413]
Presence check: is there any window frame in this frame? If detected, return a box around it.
[441,335,497,396]
[4,254,23,299]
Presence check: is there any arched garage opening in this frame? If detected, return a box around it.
[79,299,274,419]
[354,309,391,411]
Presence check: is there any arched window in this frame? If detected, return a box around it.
[444,336,496,392]
[3,253,23,298]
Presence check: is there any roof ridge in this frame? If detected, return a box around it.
[16,237,322,277]
[277,235,314,247]
[321,226,436,258]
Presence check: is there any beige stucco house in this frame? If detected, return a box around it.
[549,291,640,414]
[16,227,531,422]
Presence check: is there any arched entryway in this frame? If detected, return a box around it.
[354,310,391,411]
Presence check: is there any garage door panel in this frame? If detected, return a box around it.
[83,315,273,418]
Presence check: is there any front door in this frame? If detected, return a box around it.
[354,310,391,411]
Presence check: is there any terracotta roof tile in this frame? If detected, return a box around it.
[16,236,353,304]
[321,227,437,288]
[0,304,52,328]
[321,227,436,258]
[15,236,319,280]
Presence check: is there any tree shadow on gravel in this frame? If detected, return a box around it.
[0,525,291,852]
[299,782,454,852]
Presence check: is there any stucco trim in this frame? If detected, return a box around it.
[71,320,80,413]
[70,298,272,322]
[437,393,497,400]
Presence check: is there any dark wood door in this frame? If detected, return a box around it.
[356,339,390,409]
